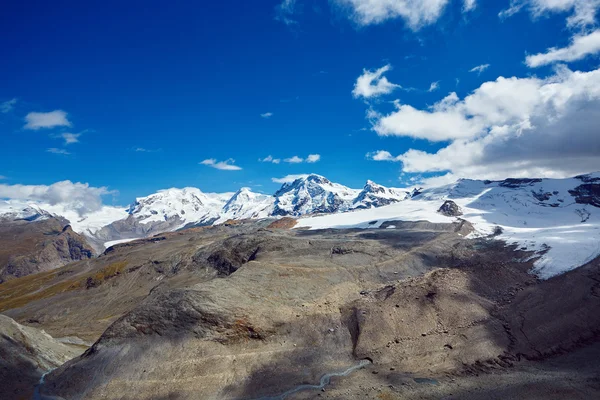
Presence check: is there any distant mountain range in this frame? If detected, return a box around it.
[1,173,599,278]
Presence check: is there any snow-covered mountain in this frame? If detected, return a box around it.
[0,200,128,235]
[352,180,411,209]
[297,173,600,279]
[273,174,361,216]
[127,187,232,227]
[0,202,53,222]
[3,172,600,278]
[215,187,274,224]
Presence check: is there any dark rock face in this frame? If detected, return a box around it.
[438,200,463,217]
[272,174,351,216]
[0,218,95,282]
[569,183,600,208]
[575,174,600,183]
[0,314,82,399]
[531,189,552,202]
[498,178,542,188]
[352,181,407,209]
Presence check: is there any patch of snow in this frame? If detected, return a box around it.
[44,205,129,235]
[298,176,600,279]
[104,238,139,248]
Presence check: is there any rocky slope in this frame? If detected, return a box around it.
[351,180,411,209]
[272,174,361,216]
[0,214,94,282]
[0,314,84,399]
[0,218,592,400]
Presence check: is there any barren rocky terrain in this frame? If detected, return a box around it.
[0,216,94,283]
[0,217,598,399]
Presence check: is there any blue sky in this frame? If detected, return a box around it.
[1,0,600,206]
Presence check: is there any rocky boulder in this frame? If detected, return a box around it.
[438,200,463,217]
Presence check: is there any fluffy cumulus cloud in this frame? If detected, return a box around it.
[260,112,274,118]
[333,0,475,30]
[366,150,401,161]
[500,0,600,28]
[1,98,17,113]
[353,64,400,99]
[368,66,600,183]
[24,110,71,130]
[200,158,242,171]
[0,180,112,214]
[526,29,600,67]
[272,174,309,184]
[306,154,321,163]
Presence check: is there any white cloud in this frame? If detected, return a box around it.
[272,174,309,184]
[366,150,401,161]
[370,66,600,182]
[500,0,600,28]
[200,158,242,171]
[526,29,600,67]
[259,155,281,164]
[333,0,452,30]
[47,148,71,155]
[0,180,113,214]
[24,110,72,130]
[428,81,440,92]
[261,112,274,118]
[499,2,524,19]
[284,155,304,163]
[262,154,319,164]
[463,0,477,11]
[1,98,17,113]
[469,64,490,74]
[59,132,81,145]
[353,64,401,99]
[306,154,321,163]
[275,0,298,25]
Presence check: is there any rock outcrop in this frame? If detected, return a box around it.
[0,314,83,398]
[0,217,94,282]
[438,199,463,216]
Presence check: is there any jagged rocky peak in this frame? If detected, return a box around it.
[226,187,257,203]
[363,180,386,194]
[273,174,359,216]
[128,187,205,215]
[274,174,332,196]
[0,204,53,222]
[218,187,275,222]
[352,180,410,209]
[438,200,463,217]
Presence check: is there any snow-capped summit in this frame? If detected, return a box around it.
[273,174,360,216]
[127,187,232,227]
[216,187,274,223]
[0,202,53,222]
[352,180,410,209]
[298,174,600,280]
